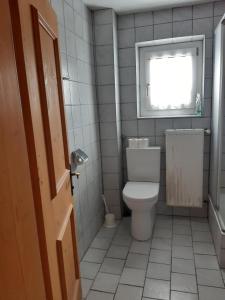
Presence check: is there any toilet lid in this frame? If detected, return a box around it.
[123,181,159,201]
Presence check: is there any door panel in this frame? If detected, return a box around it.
[57,205,80,300]
[11,0,81,299]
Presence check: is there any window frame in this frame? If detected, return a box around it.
[136,35,205,119]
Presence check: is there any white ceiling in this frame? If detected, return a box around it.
[83,0,217,14]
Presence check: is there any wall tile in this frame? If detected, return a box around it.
[137,119,155,136]
[154,9,172,24]
[154,23,172,39]
[95,45,114,66]
[135,26,154,42]
[120,85,137,103]
[99,104,116,122]
[64,2,74,31]
[121,103,137,120]
[96,65,115,85]
[214,1,225,17]
[155,119,173,136]
[193,3,213,19]
[173,20,192,37]
[119,48,135,67]
[119,67,136,85]
[118,28,135,48]
[122,120,138,136]
[118,14,135,29]
[94,24,113,46]
[193,17,213,38]
[94,9,113,25]
[173,6,193,21]
[97,85,115,104]
[134,12,153,27]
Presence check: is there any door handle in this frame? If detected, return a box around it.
[70,166,80,195]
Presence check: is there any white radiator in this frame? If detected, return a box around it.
[166,129,204,207]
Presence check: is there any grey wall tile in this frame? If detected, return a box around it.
[94,9,113,25]
[173,6,193,21]
[95,45,114,66]
[118,28,135,48]
[193,17,213,38]
[118,14,135,29]
[173,20,193,37]
[94,24,113,45]
[97,85,115,104]
[134,12,153,27]
[154,23,172,39]
[96,65,115,85]
[154,9,172,24]
[193,3,213,19]
[135,25,154,42]
[137,119,155,136]
[119,48,135,67]
[214,1,225,17]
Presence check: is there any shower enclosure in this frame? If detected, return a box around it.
[210,14,225,229]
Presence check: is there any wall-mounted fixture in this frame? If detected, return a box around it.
[72,148,88,168]
[70,149,88,195]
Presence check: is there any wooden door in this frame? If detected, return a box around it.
[9,0,81,299]
[0,1,46,299]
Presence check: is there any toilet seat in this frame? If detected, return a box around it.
[123,182,159,203]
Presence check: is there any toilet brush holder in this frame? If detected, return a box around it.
[104,213,116,228]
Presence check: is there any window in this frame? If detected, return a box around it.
[136,36,205,118]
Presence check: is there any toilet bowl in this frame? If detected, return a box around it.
[123,147,160,241]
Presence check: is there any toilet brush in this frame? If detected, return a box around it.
[102,194,116,228]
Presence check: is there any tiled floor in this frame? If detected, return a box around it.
[80,215,225,300]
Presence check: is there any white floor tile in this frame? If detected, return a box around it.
[171,273,197,293]
[173,225,191,235]
[196,269,224,287]
[129,240,151,255]
[192,231,212,242]
[100,258,125,275]
[172,258,195,275]
[112,234,132,247]
[91,237,112,250]
[97,227,117,239]
[172,246,194,259]
[198,285,225,300]
[194,254,219,270]
[149,249,171,265]
[114,284,143,300]
[80,261,101,279]
[81,279,93,298]
[143,278,170,300]
[171,291,198,300]
[92,273,119,293]
[120,267,145,287]
[147,262,171,280]
[81,216,225,300]
[107,245,129,259]
[153,228,172,239]
[193,242,216,255]
[151,238,172,251]
[173,217,190,226]
[125,253,148,270]
[172,235,192,247]
[83,248,106,263]
[86,291,114,300]
[191,221,209,232]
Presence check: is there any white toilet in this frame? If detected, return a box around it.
[123,146,161,241]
